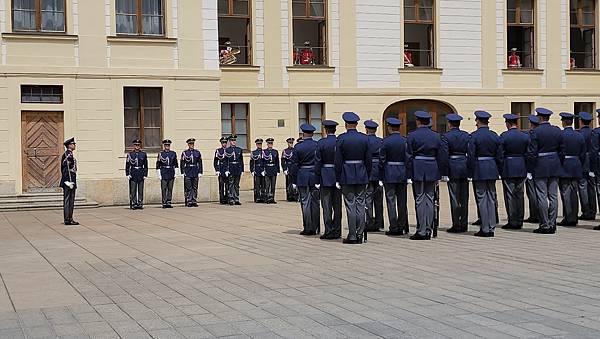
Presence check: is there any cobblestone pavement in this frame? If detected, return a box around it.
[1,189,600,338]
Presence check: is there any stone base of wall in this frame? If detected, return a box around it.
[0,181,16,195]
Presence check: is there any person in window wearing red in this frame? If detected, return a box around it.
[299,41,315,65]
[508,48,522,68]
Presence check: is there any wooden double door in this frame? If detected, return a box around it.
[383,100,456,136]
[21,112,64,193]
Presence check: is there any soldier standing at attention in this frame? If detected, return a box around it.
[557,113,585,227]
[181,138,203,207]
[577,112,596,221]
[335,112,371,244]
[263,138,280,204]
[525,115,540,223]
[281,138,297,202]
[61,137,78,225]
[406,111,446,240]
[291,124,320,235]
[315,120,342,239]
[156,139,179,208]
[498,114,529,230]
[380,118,409,236]
[441,114,470,233]
[364,120,384,232]
[226,135,244,205]
[214,137,229,204]
[527,107,564,234]
[250,139,266,203]
[125,139,148,210]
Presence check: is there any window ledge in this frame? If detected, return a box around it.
[502,68,544,74]
[398,67,443,74]
[566,69,600,75]
[107,36,177,44]
[220,65,261,72]
[286,65,335,73]
[2,32,78,41]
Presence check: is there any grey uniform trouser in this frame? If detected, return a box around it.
[298,186,321,232]
[579,174,597,218]
[526,177,539,221]
[413,181,436,236]
[129,179,144,207]
[559,178,579,224]
[474,180,498,233]
[184,176,199,205]
[365,181,384,230]
[384,183,408,233]
[320,186,342,237]
[535,177,559,230]
[63,187,76,222]
[448,179,469,230]
[253,175,267,202]
[502,178,525,227]
[161,179,174,206]
[265,176,277,201]
[342,184,367,241]
[228,175,241,203]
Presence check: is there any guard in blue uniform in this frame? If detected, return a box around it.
[558,113,585,226]
[263,138,280,204]
[577,112,596,220]
[281,138,298,201]
[525,115,540,223]
[250,139,266,203]
[60,137,78,225]
[336,112,371,244]
[364,119,384,232]
[125,139,148,210]
[468,111,502,237]
[441,114,470,233]
[225,135,244,205]
[380,118,409,236]
[406,111,446,240]
[214,137,229,204]
[291,124,320,235]
[181,138,203,207]
[527,107,564,234]
[156,139,179,208]
[499,114,529,230]
[315,120,342,239]
[592,109,600,230]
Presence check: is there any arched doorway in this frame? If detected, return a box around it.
[383,100,456,136]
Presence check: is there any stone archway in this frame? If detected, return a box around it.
[382,99,457,136]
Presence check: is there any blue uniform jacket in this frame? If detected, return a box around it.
[180,149,203,178]
[60,150,77,189]
[579,126,593,173]
[213,147,228,175]
[592,127,600,174]
[262,148,280,176]
[249,149,265,175]
[291,137,318,187]
[560,127,585,179]
[441,128,470,179]
[526,122,564,178]
[314,135,337,187]
[335,129,372,185]
[499,128,529,179]
[468,127,502,181]
[225,146,244,176]
[156,151,178,180]
[379,133,407,184]
[406,126,445,182]
[367,134,383,182]
[281,147,294,173]
[125,150,148,182]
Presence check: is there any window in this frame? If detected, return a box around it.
[404,0,435,67]
[218,0,251,65]
[124,87,162,151]
[298,103,324,140]
[575,102,596,128]
[116,0,164,36]
[12,0,66,32]
[570,0,596,69]
[221,103,249,150]
[507,0,535,69]
[21,85,63,103]
[292,0,327,66]
[511,102,533,130]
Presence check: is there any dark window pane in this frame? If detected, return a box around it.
[583,12,595,25]
[233,0,248,15]
[124,88,140,107]
[21,85,63,103]
[507,26,535,68]
[218,0,228,14]
[235,120,247,134]
[507,9,517,23]
[507,0,517,10]
[237,135,248,150]
[142,15,163,35]
[520,0,533,11]
[125,128,139,145]
[234,104,247,119]
[404,23,434,67]
[12,0,36,32]
[421,0,433,6]
[141,0,161,14]
[570,12,578,25]
[292,1,306,16]
[405,0,415,6]
[520,10,533,24]
[124,109,140,127]
[142,88,161,107]
[143,109,161,127]
[41,7,65,32]
[222,120,232,134]
[419,7,433,21]
[404,6,416,20]
[221,104,232,119]
[116,0,137,14]
[310,3,324,17]
[116,14,137,34]
[144,128,161,148]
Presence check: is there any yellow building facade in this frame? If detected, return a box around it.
[0,0,599,205]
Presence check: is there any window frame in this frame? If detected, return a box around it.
[123,87,163,152]
[298,102,325,139]
[510,102,533,130]
[403,0,436,68]
[20,85,64,104]
[570,0,596,69]
[507,0,536,69]
[574,102,596,129]
[221,103,250,151]
[292,0,328,66]
[218,0,253,65]
[11,0,67,33]
[115,0,166,37]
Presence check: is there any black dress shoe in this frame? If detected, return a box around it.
[385,230,404,236]
[234,202,242,205]
[446,227,462,233]
[557,220,568,226]
[533,227,555,234]
[300,230,317,236]
[579,215,596,221]
[138,206,144,210]
[342,238,359,244]
[409,233,430,240]
[501,224,522,230]
[229,201,234,205]
[166,205,173,208]
[162,205,168,209]
[593,225,600,230]
[320,234,338,240]
[561,222,577,227]
[472,219,482,226]
[474,231,494,237]
[524,217,539,223]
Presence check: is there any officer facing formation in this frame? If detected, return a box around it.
[214,137,229,204]
[315,120,342,239]
[181,138,203,207]
[225,135,244,205]
[250,139,267,203]
[577,112,596,221]
[558,113,585,226]
[263,138,280,204]
[292,124,321,235]
[281,138,298,202]
[125,139,148,210]
[364,120,385,232]
[61,137,78,225]
[156,139,179,208]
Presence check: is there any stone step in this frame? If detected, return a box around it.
[0,193,99,212]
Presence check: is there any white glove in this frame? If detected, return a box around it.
[378,180,384,187]
[216,172,220,176]
[407,179,413,185]
[527,173,533,180]
[441,176,449,182]
[65,181,74,189]
[284,170,289,176]
[225,171,230,177]
[292,184,297,189]
[251,172,255,176]
[127,175,132,180]
[467,178,473,182]
[590,172,596,178]
[199,173,203,177]
[156,169,162,180]
[144,177,147,180]
[181,173,186,178]
[240,172,244,178]
[262,171,266,176]
[335,182,341,190]
[315,184,321,189]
